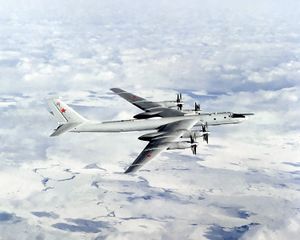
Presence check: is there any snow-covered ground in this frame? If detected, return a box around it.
[0,1,300,239]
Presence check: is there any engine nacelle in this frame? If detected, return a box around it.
[181,130,208,139]
[167,141,192,150]
[156,101,183,109]
[138,131,167,141]
[133,111,162,119]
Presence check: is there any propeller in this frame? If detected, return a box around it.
[194,102,200,111]
[190,132,197,155]
[176,93,183,111]
[202,122,209,144]
[203,133,208,144]
[201,122,208,132]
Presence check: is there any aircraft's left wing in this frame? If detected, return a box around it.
[125,118,199,173]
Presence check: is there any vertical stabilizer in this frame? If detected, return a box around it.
[47,98,87,136]
[48,98,87,123]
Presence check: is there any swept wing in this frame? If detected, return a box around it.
[125,118,199,173]
[111,88,184,118]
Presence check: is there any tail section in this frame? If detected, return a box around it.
[47,98,87,137]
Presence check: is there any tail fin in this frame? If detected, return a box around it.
[47,98,87,136]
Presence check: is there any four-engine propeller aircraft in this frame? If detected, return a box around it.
[48,88,253,173]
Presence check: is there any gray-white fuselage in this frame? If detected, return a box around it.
[72,112,243,133]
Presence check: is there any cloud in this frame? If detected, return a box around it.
[242,214,300,240]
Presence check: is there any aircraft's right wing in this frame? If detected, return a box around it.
[111,88,161,111]
[124,118,199,173]
[111,88,184,117]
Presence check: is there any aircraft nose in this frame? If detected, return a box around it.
[230,113,246,118]
[230,113,247,123]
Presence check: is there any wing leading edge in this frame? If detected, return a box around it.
[125,118,199,173]
[111,88,161,111]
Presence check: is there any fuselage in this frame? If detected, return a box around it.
[48,90,254,173]
[72,112,244,133]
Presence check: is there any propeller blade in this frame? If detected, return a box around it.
[191,101,200,111]
[189,132,197,154]
[195,102,200,111]
[177,93,183,110]
[191,144,197,155]
[190,132,197,143]
[177,93,182,102]
[203,133,208,144]
[177,104,182,111]
[202,122,208,132]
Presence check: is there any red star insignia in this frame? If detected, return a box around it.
[60,108,66,113]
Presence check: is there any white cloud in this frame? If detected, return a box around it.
[242,214,300,240]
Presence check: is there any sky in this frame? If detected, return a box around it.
[0,0,300,239]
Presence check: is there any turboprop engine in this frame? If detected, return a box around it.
[156,93,184,110]
[167,133,198,155]
[181,130,208,139]
[181,126,209,144]
[181,102,201,114]
[167,141,193,150]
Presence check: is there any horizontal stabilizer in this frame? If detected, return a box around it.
[50,122,80,137]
